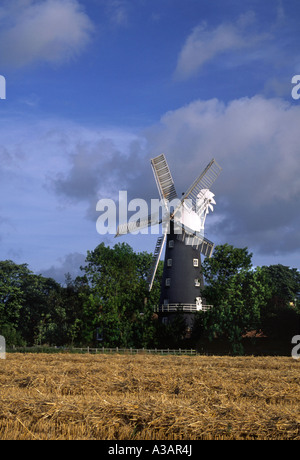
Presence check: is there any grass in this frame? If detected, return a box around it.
[0,353,299,440]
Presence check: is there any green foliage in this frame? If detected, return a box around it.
[260,264,300,308]
[202,244,253,284]
[259,264,300,339]
[197,245,285,354]
[0,323,25,347]
[20,274,66,345]
[0,243,299,352]
[208,270,268,352]
[0,260,29,329]
[80,242,161,347]
[0,260,85,346]
[154,314,187,348]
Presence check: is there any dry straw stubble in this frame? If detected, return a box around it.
[0,353,299,440]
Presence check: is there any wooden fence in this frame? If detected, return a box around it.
[7,346,198,355]
[73,347,198,355]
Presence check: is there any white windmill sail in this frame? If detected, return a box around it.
[151,154,178,207]
[147,232,167,291]
[200,237,214,257]
[146,154,178,290]
[171,159,221,250]
[177,158,222,212]
[115,153,221,291]
[115,212,161,237]
[115,154,177,237]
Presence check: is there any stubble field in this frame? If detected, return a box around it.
[0,352,299,440]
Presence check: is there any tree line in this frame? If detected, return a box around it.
[0,243,299,354]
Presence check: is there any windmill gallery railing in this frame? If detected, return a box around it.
[155,304,213,313]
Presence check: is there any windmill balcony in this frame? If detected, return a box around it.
[155,304,212,313]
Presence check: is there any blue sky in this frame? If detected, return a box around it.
[0,0,300,283]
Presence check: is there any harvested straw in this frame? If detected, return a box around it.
[0,353,299,440]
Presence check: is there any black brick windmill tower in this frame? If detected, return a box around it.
[116,154,221,329]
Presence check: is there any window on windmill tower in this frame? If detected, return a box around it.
[194,279,200,287]
[167,258,172,267]
[168,240,174,248]
[165,278,171,287]
[193,258,199,267]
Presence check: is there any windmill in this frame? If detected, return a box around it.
[116,153,221,329]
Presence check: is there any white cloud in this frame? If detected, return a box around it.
[0,116,143,273]
[174,13,271,80]
[0,0,94,69]
[1,95,300,274]
[40,251,86,284]
[145,96,300,256]
[106,0,130,27]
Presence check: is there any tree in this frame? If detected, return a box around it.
[202,243,252,284]
[62,273,89,346]
[0,260,69,346]
[19,273,66,345]
[259,264,300,339]
[154,313,187,348]
[0,260,29,330]
[200,244,254,309]
[197,245,269,354]
[80,242,159,347]
[260,264,300,308]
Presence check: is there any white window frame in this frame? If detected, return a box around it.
[167,258,172,267]
[168,240,174,248]
[193,258,199,267]
[165,278,171,287]
[194,278,200,287]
